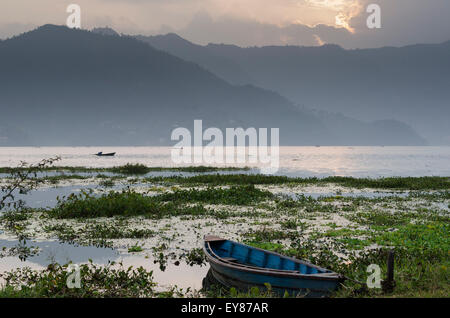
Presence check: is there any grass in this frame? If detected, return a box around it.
[280,219,300,229]
[99,179,115,187]
[44,223,155,243]
[249,219,449,297]
[158,185,273,206]
[322,176,450,190]
[372,222,449,258]
[349,210,411,227]
[0,261,158,298]
[367,221,449,297]
[47,190,168,218]
[145,175,450,190]
[0,164,249,175]
[243,229,295,242]
[47,190,207,219]
[128,244,144,253]
[110,164,151,175]
[46,185,271,219]
[5,168,447,191]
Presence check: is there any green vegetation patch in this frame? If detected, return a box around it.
[372,222,449,260]
[0,164,249,175]
[323,176,450,190]
[128,244,144,253]
[243,229,296,242]
[158,185,273,206]
[47,185,270,219]
[47,190,209,219]
[145,174,450,190]
[48,190,169,218]
[0,261,157,298]
[349,211,411,227]
[110,164,151,175]
[44,222,154,241]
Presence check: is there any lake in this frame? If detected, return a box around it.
[0,146,449,177]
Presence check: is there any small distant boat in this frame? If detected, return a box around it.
[203,236,344,297]
[95,152,116,157]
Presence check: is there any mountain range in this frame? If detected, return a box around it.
[0,25,431,146]
[139,33,450,145]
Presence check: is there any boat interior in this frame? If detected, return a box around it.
[208,240,329,275]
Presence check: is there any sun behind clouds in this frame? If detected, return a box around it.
[304,0,363,32]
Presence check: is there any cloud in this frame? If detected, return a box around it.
[171,12,353,47]
[1,0,449,47]
[170,0,450,48]
[304,0,363,32]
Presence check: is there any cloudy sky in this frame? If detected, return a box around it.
[1,0,449,48]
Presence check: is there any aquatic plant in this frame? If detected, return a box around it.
[110,163,150,175]
[182,248,206,266]
[144,174,450,190]
[0,261,157,298]
[158,185,273,206]
[48,185,271,219]
[99,179,115,188]
[128,244,144,253]
[0,165,249,175]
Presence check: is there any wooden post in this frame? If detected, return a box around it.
[387,250,394,283]
[382,250,395,293]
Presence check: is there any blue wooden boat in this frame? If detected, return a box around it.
[203,235,344,297]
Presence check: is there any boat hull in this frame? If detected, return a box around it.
[203,236,343,297]
[208,260,340,297]
[95,152,116,157]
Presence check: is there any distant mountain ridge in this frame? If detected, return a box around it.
[0,25,426,146]
[139,33,450,145]
[135,33,255,86]
[91,27,120,37]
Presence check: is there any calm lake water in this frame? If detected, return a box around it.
[0,146,449,177]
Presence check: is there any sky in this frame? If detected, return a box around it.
[1,0,449,48]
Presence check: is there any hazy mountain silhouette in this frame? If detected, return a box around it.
[136,33,254,85]
[0,25,426,146]
[91,27,120,37]
[140,33,450,145]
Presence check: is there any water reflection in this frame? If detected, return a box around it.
[0,239,118,268]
